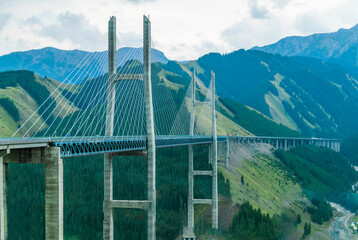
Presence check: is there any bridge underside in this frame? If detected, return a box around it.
[0,135,340,159]
[51,136,227,158]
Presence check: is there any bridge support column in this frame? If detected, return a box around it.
[225,139,229,169]
[284,140,287,151]
[186,145,195,238]
[103,154,113,240]
[333,142,336,151]
[276,139,279,148]
[211,71,218,229]
[44,147,63,240]
[208,145,212,165]
[184,70,196,240]
[330,142,334,151]
[0,154,8,240]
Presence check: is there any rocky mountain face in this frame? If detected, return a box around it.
[252,24,358,73]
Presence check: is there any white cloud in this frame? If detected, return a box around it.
[118,31,142,47]
[39,11,106,51]
[0,0,358,60]
[250,5,271,19]
[0,14,10,31]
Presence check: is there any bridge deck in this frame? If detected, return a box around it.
[0,135,340,158]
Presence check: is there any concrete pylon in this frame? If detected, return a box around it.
[144,15,156,240]
[211,71,218,229]
[0,155,7,240]
[44,147,63,240]
[103,16,116,240]
[225,139,229,169]
[208,145,212,165]
[184,70,196,240]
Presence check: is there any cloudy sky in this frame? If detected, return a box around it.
[0,0,358,60]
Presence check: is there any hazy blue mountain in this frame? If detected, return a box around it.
[172,49,358,138]
[0,47,168,82]
[252,24,358,72]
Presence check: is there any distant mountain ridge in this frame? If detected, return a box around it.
[0,47,169,82]
[252,24,358,72]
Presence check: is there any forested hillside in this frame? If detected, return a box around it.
[180,50,358,138]
[341,133,358,165]
[0,68,299,138]
[7,145,231,239]
[0,70,77,136]
[275,145,358,224]
[275,145,358,193]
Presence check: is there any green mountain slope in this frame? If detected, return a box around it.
[218,143,349,240]
[0,70,355,239]
[341,133,358,166]
[0,70,77,136]
[165,50,358,138]
[0,68,299,138]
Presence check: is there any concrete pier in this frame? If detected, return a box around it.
[103,154,113,240]
[0,147,64,240]
[208,145,212,165]
[225,139,229,169]
[44,147,63,240]
[186,144,195,239]
[211,71,218,229]
[184,70,196,240]
[0,155,7,240]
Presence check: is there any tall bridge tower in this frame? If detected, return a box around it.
[183,71,218,240]
[103,15,156,240]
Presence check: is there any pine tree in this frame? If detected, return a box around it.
[304,222,308,235]
[296,214,301,224]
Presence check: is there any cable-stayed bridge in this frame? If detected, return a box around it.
[0,16,340,240]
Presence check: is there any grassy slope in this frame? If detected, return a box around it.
[218,143,330,239]
[37,75,78,118]
[0,73,77,137]
[160,62,299,138]
[0,85,46,136]
[265,73,299,131]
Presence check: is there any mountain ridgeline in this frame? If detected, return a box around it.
[0,47,169,83]
[252,24,358,74]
